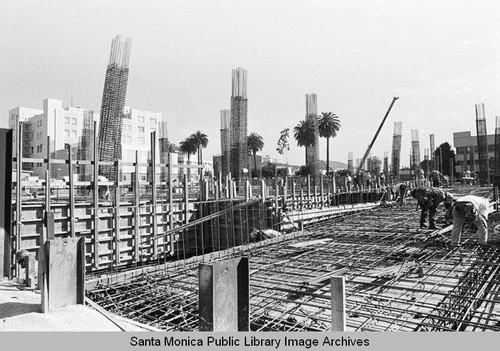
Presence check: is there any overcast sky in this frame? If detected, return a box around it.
[1,0,499,167]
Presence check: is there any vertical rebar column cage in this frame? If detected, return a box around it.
[383,151,389,179]
[347,152,354,174]
[411,129,421,178]
[494,116,500,187]
[220,110,231,178]
[305,93,319,177]
[98,35,132,181]
[230,68,248,179]
[475,103,489,186]
[391,122,402,179]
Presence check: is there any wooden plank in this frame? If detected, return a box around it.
[331,276,346,331]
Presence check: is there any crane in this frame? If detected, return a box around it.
[356,97,399,177]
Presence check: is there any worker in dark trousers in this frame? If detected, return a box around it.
[410,187,445,229]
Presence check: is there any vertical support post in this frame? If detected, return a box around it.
[134,151,140,261]
[331,276,346,331]
[184,174,189,224]
[225,175,230,198]
[40,237,85,313]
[199,256,249,331]
[114,160,121,264]
[260,179,266,198]
[292,182,296,210]
[44,136,51,244]
[167,152,174,255]
[15,123,22,278]
[0,129,13,278]
[66,144,75,238]
[92,122,99,269]
[307,175,311,200]
[151,131,158,257]
[320,173,324,208]
[282,177,288,210]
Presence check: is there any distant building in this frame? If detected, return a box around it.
[8,98,172,182]
[453,131,495,182]
[229,68,248,178]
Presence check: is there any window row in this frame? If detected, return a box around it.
[64,117,78,125]
[64,130,77,137]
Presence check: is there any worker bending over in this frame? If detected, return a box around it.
[429,170,446,187]
[392,182,407,205]
[410,187,445,230]
[445,194,490,247]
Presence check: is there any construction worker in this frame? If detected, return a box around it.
[429,170,445,187]
[445,194,490,247]
[410,187,445,229]
[392,182,407,205]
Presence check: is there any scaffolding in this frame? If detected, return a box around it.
[77,111,95,181]
[391,122,402,180]
[87,196,500,332]
[97,35,132,181]
[475,103,489,186]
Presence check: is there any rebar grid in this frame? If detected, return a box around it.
[87,200,500,332]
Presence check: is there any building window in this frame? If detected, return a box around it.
[128,125,132,131]
[72,118,77,125]
[37,120,42,127]
[138,137,145,144]
[127,136,132,143]
[150,118,156,124]
[151,127,156,132]
[72,130,77,137]
[30,147,34,153]
[138,116,144,123]
[138,126,145,133]
[65,130,70,137]
[64,117,70,124]
[37,132,42,140]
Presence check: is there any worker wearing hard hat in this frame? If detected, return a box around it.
[392,182,407,205]
[444,194,490,247]
[410,187,446,230]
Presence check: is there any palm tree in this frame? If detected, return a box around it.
[318,112,341,176]
[293,119,315,165]
[165,141,178,153]
[179,136,197,180]
[247,132,264,177]
[190,131,209,176]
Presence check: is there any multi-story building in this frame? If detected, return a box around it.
[453,131,495,181]
[8,99,175,182]
[9,98,98,178]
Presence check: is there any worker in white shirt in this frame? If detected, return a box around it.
[445,194,490,246]
[392,182,407,205]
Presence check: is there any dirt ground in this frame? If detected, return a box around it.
[0,279,153,331]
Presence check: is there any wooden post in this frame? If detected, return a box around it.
[320,174,324,208]
[92,121,99,269]
[307,175,311,200]
[114,160,121,264]
[292,182,296,210]
[331,276,346,331]
[151,131,158,257]
[15,123,22,278]
[66,144,75,238]
[134,151,140,262]
[0,129,13,278]
[199,257,249,331]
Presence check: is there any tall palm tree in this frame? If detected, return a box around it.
[246,132,264,177]
[190,131,209,176]
[293,119,315,165]
[179,136,197,180]
[318,112,341,176]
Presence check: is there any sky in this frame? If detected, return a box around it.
[0,0,499,167]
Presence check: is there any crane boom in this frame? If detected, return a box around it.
[356,97,399,176]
